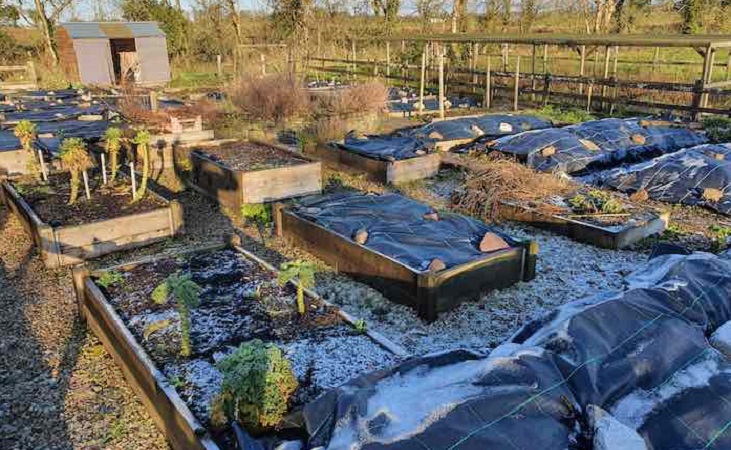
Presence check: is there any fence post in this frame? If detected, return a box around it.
[419,44,426,114]
[438,45,445,119]
[514,56,520,112]
[485,56,491,110]
[386,41,391,78]
[351,40,357,79]
[216,55,222,77]
[531,44,537,102]
[149,91,158,112]
[542,73,550,107]
[579,45,586,95]
[26,61,38,87]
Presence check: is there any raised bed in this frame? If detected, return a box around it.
[496,200,670,249]
[189,140,321,209]
[0,147,31,176]
[72,244,402,450]
[146,129,216,171]
[309,142,441,184]
[0,173,183,267]
[274,192,538,321]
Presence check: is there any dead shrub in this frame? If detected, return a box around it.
[451,155,575,221]
[117,88,222,132]
[307,116,349,143]
[229,73,310,124]
[316,82,388,117]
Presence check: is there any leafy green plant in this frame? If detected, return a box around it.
[97,270,124,289]
[702,117,731,144]
[103,127,124,184]
[211,340,297,432]
[151,273,201,357]
[14,120,41,179]
[709,225,731,252]
[278,260,316,316]
[59,138,94,205]
[143,319,171,340]
[568,190,625,215]
[132,129,151,200]
[537,105,595,125]
[353,319,368,334]
[241,203,272,243]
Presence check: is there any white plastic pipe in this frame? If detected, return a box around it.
[130,162,137,200]
[82,170,91,200]
[101,153,107,185]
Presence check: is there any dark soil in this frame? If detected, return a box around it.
[14,172,166,226]
[194,142,309,171]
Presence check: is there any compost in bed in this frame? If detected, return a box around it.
[13,173,165,226]
[193,141,310,171]
[96,247,397,445]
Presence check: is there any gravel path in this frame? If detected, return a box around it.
[0,208,169,450]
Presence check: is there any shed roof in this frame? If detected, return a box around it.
[58,22,166,40]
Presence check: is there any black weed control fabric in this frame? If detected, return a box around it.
[339,134,433,161]
[34,119,115,140]
[292,191,519,272]
[489,118,707,174]
[300,251,731,450]
[513,251,731,450]
[598,144,731,215]
[0,131,19,151]
[2,104,107,123]
[303,348,581,450]
[410,114,552,141]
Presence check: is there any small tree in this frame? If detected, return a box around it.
[211,340,297,432]
[241,203,272,244]
[103,127,124,184]
[132,129,151,200]
[59,138,93,205]
[278,260,316,316]
[14,120,40,180]
[151,272,201,357]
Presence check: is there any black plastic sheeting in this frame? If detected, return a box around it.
[303,348,581,450]
[35,119,117,140]
[300,251,731,450]
[596,143,731,215]
[6,89,83,101]
[2,104,107,123]
[389,96,479,113]
[513,251,731,449]
[412,114,552,141]
[488,118,707,174]
[0,131,20,151]
[339,133,434,161]
[292,191,520,272]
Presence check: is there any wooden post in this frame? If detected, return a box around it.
[471,42,478,93]
[726,51,731,81]
[652,47,660,77]
[130,162,137,200]
[27,61,38,87]
[438,46,445,119]
[502,44,509,71]
[514,56,520,112]
[419,44,426,113]
[101,152,107,185]
[38,149,47,182]
[260,53,266,76]
[579,45,586,95]
[700,47,716,110]
[149,91,158,112]
[485,56,491,109]
[216,54,222,77]
[386,41,391,78]
[587,83,593,112]
[542,44,548,73]
[612,46,619,109]
[601,46,611,109]
[82,170,91,200]
[351,39,357,78]
[531,44,537,102]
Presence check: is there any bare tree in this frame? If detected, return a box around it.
[16,0,73,64]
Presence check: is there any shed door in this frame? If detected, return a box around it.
[134,36,171,84]
[72,38,114,85]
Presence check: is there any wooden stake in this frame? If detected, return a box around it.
[101,152,107,185]
[386,42,391,78]
[130,162,137,200]
[485,56,491,109]
[514,56,521,112]
[419,44,426,113]
[37,148,47,182]
[149,91,158,112]
[587,83,593,112]
[82,170,91,200]
[216,54,222,77]
[601,45,611,105]
[652,47,660,77]
[438,46,445,119]
[531,44,537,101]
[351,40,357,78]
[260,53,266,76]
[579,45,586,95]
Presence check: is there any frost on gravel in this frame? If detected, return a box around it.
[316,224,645,356]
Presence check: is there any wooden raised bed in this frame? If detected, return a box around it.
[0,147,31,176]
[274,204,538,321]
[143,129,216,171]
[0,176,183,268]
[71,243,405,450]
[309,142,442,184]
[189,140,321,209]
[496,201,670,249]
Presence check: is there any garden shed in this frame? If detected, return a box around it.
[55,22,171,86]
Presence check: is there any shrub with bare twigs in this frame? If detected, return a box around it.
[229,73,310,124]
[315,82,389,117]
[451,154,575,221]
